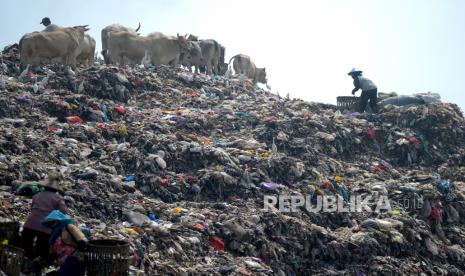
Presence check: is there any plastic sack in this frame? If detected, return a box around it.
[379,96,424,106]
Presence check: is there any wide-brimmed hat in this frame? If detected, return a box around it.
[41,171,64,192]
[40,17,51,26]
[348,68,363,75]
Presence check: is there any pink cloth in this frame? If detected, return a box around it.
[53,237,76,266]
[24,191,68,234]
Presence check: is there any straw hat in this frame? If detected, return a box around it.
[42,171,65,192]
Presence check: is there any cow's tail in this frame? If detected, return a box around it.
[227,54,242,75]
[228,54,240,66]
[18,35,27,66]
[213,40,220,74]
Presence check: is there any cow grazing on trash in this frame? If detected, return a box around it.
[108,32,202,66]
[21,18,96,67]
[101,23,141,64]
[184,35,223,75]
[76,34,96,67]
[20,25,90,66]
[147,32,169,39]
[229,54,267,84]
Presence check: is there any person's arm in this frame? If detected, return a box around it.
[352,77,361,94]
[56,195,68,214]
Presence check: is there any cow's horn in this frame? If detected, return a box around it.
[135,23,141,32]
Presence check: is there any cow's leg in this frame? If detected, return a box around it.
[118,54,124,65]
[172,55,180,67]
[69,56,78,69]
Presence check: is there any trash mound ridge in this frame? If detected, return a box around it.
[1,44,465,275]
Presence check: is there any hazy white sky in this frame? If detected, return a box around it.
[1,0,464,110]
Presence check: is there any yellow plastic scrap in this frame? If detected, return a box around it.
[334,176,342,182]
[118,125,128,135]
[261,152,270,158]
[173,207,182,214]
[389,210,401,216]
[124,228,139,236]
[214,165,221,172]
[245,150,255,156]
[2,239,8,245]
[315,187,324,196]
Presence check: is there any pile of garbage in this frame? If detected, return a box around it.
[1,44,465,275]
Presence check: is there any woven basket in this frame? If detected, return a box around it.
[0,222,20,246]
[0,245,24,276]
[85,239,130,276]
[337,96,360,111]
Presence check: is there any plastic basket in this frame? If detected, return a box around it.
[85,239,130,276]
[0,245,24,276]
[337,96,360,111]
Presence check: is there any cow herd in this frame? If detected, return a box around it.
[18,19,267,84]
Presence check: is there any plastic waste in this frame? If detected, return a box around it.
[66,116,84,124]
[260,182,280,191]
[210,236,225,252]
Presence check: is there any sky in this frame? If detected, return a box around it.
[1,0,464,111]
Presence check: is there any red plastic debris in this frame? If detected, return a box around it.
[97,123,107,130]
[185,92,199,97]
[192,223,206,232]
[48,127,58,132]
[187,175,198,183]
[408,136,420,145]
[160,178,169,186]
[322,180,331,189]
[210,236,224,252]
[371,165,384,173]
[115,106,126,114]
[431,208,442,220]
[263,116,275,123]
[365,128,376,140]
[65,116,84,124]
[132,79,142,87]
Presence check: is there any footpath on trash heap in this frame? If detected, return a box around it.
[1,44,465,275]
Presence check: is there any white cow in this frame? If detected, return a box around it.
[101,23,141,64]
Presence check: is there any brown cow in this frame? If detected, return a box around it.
[229,54,267,84]
[20,26,89,66]
[108,32,202,66]
[76,34,96,66]
[101,23,141,64]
